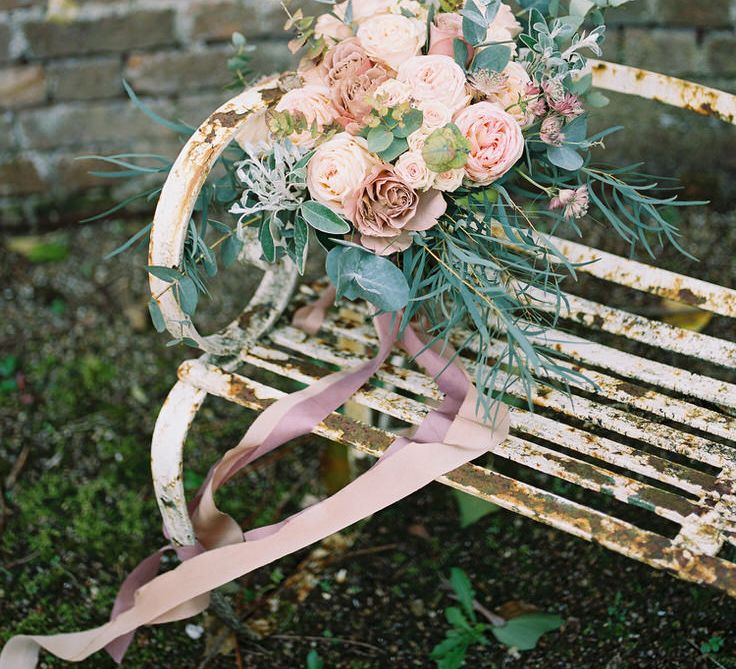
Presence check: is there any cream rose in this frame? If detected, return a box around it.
[275,85,337,147]
[484,61,534,126]
[374,79,412,108]
[398,55,470,114]
[418,99,453,131]
[234,110,270,151]
[407,127,432,152]
[433,168,465,193]
[454,102,525,186]
[314,12,353,43]
[492,3,523,39]
[357,14,426,72]
[306,133,382,215]
[395,150,435,191]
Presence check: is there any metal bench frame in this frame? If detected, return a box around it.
[148,61,736,595]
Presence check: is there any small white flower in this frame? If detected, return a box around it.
[185,624,204,640]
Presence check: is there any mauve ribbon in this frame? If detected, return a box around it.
[0,305,509,669]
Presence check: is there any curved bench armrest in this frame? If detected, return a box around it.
[148,77,298,356]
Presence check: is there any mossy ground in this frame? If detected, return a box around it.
[1,218,735,668]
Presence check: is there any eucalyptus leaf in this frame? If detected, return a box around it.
[547,145,584,171]
[148,298,166,333]
[472,44,511,73]
[221,234,243,268]
[146,265,182,283]
[378,136,410,162]
[177,276,199,316]
[367,126,394,153]
[326,246,410,312]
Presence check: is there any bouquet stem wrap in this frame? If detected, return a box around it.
[0,305,509,669]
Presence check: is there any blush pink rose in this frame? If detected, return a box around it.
[275,84,337,147]
[428,13,473,65]
[345,166,447,255]
[454,102,525,186]
[398,55,470,114]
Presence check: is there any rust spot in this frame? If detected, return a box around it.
[677,288,707,307]
[617,381,648,398]
[590,314,605,330]
[210,109,249,128]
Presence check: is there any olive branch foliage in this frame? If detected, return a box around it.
[81,1,702,416]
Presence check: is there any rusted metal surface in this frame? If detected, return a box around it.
[149,62,736,596]
[587,59,736,125]
[148,77,298,355]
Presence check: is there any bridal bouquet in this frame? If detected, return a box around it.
[219,0,691,413]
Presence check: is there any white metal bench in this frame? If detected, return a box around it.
[148,61,736,596]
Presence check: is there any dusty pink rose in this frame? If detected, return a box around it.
[331,64,389,133]
[322,37,374,86]
[345,166,447,255]
[275,84,337,147]
[428,13,473,65]
[454,102,525,186]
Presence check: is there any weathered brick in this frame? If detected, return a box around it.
[657,0,733,27]
[125,47,231,95]
[621,28,703,76]
[607,0,655,24]
[48,58,122,101]
[18,100,174,150]
[23,10,177,59]
[705,33,736,76]
[0,156,45,196]
[248,40,299,76]
[0,0,38,9]
[190,0,324,41]
[0,23,11,63]
[0,64,46,109]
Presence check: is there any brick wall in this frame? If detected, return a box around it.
[1,0,735,230]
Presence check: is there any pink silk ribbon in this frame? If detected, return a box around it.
[0,307,509,669]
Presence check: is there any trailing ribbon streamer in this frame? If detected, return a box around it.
[0,308,509,669]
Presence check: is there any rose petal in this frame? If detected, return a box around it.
[404,190,447,231]
[360,231,414,256]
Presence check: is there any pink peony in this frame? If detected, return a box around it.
[345,166,447,255]
[453,102,525,186]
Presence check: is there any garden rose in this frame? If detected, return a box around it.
[275,85,337,147]
[306,133,382,215]
[345,166,447,255]
[322,38,373,86]
[433,168,465,193]
[331,64,389,133]
[395,150,435,191]
[454,102,525,185]
[398,55,470,114]
[428,12,473,65]
[357,14,426,71]
[234,110,270,150]
[418,99,453,131]
[483,61,535,126]
[374,79,412,108]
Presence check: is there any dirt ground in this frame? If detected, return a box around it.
[1,216,735,669]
